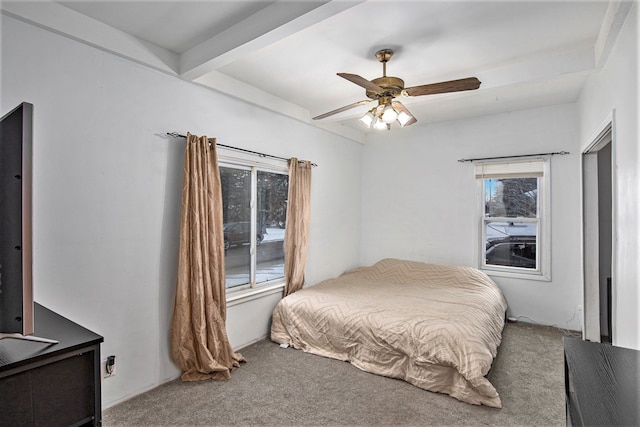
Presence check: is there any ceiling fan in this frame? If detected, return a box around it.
[313,49,481,130]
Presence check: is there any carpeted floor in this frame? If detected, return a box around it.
[103,322,575,426]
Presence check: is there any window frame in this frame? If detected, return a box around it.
[218,152,289,299]
[476,157,551,281]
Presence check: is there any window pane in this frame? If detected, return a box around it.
[484,178,538,218]
[220,167,251,289]
[485,221,537,269]
[256,171,288,284]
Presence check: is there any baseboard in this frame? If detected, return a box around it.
[234,334,268,352]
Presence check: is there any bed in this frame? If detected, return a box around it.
[270,258,508,408]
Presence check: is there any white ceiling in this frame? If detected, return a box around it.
[1,0,627,143]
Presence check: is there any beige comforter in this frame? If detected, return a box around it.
[271,259,508,408]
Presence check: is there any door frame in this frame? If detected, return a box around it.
[580,111,617,342]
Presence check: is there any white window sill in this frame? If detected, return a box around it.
[226,282,285,307]
[483,267,551,282]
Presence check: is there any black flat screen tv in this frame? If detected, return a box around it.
[0,102,36,339]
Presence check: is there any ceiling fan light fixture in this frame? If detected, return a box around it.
[359,110,375,127]
[381,104,398,124]
[373,116,387,130]
[397,110,412,127]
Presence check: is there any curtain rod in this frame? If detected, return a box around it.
[167,132,317,167]
[457,151,570,163]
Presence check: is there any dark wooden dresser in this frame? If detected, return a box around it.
[564,336,639,426]
[0,303,103,426]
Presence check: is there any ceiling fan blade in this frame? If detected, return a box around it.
[312,99,373,120]
[337,73,384,92]
[404,77,481,97]
[392,101,417,126]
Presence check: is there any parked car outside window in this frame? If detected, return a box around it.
[223,221,263,250]
[485,235,536,268]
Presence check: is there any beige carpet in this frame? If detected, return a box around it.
[103,322,575,426]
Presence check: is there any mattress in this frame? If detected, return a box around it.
[271,258,508,407]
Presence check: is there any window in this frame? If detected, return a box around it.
[476,159,550,280]
[220,162,288,292]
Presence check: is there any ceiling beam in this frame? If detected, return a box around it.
[0,1,179,75]
[194,71,365,144]
[314,122,367,144]
[178,1,364,81]
[594,0,634,68]
[475,42,595,91]
[195,70,310,123]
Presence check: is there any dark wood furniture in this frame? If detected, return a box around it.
[564,336,639,426]
[0,303,103,426]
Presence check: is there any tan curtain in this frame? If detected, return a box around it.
[283,157,312,296]
[170,132,244,382]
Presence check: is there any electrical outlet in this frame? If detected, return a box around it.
[101,355,116,378]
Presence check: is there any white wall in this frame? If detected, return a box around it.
[578,3,638,349]
[361,103,583,331]
[0,15,363,407]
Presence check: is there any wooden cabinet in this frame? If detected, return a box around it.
[564,337,639,426]
[0,304,103,426]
